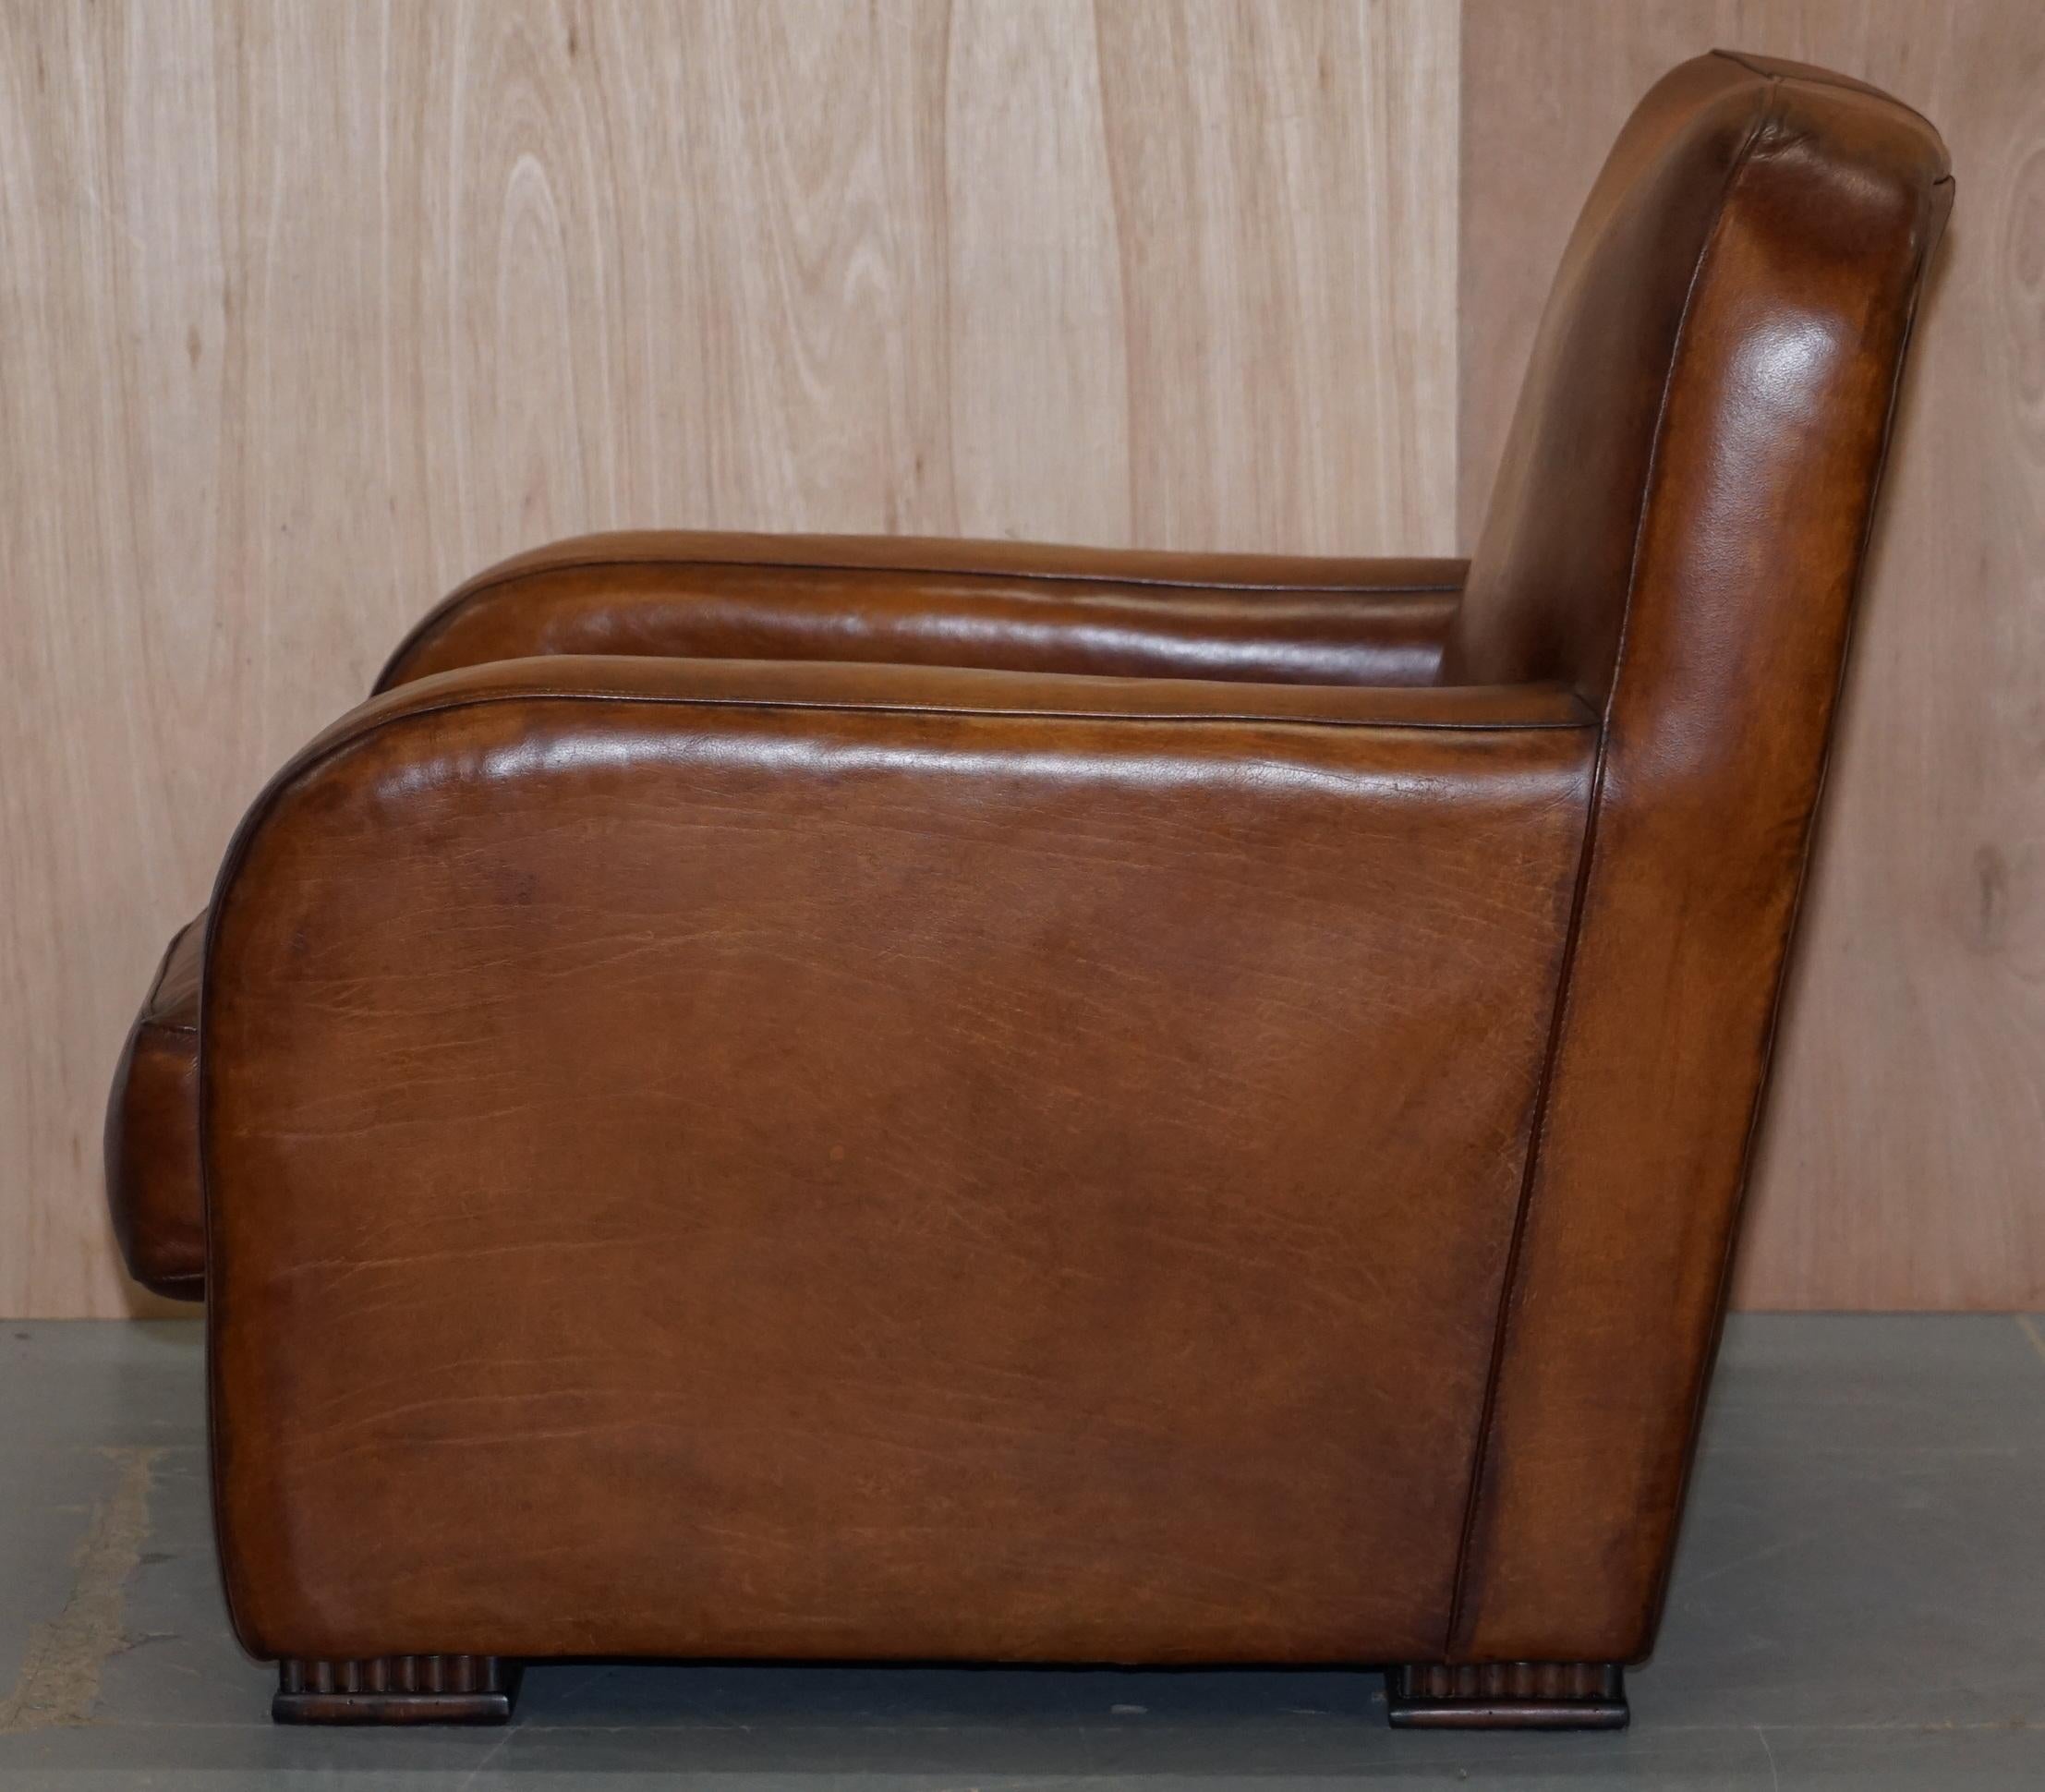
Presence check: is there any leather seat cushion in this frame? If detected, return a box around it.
[105,913,205,1299]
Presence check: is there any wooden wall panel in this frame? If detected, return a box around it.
[0,2,1458,1317]
[1461,1,2045,1307]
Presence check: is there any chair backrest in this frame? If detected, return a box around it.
[1448,50,1949,712]
[1443,54,1952,1665]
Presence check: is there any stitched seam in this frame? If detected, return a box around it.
[455,555,1464,602]
[1442,83,1782,1659]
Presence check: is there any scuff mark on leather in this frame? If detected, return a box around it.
[0,1447,161,1731]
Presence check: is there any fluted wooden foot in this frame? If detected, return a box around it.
[1385,1661,1628,1729]
[272,1654,517,1724]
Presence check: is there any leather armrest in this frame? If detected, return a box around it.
[202,650,1594,1661]
[376,532,1469,694]
[147,658,1577,1313]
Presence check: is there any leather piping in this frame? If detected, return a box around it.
[340,682,1595,737]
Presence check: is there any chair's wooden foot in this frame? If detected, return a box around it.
[272,1654,518,1725]
[1385,1661,1628,1729]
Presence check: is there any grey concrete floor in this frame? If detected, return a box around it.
[1,1316,2041,1787]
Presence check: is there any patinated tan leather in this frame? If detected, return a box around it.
[205,653,1595,1662]
[105,51,1948,1687]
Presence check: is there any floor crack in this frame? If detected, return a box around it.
[0,1446,163,1733]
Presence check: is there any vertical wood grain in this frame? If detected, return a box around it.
[0,1,1458,1316]
[1460,1,2045,1308]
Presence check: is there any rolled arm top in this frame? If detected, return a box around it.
[377,531,1469,694]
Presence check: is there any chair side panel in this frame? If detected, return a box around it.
[202,695,1591,1665]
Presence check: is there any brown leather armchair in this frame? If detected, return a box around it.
[106,53,1949,1730]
